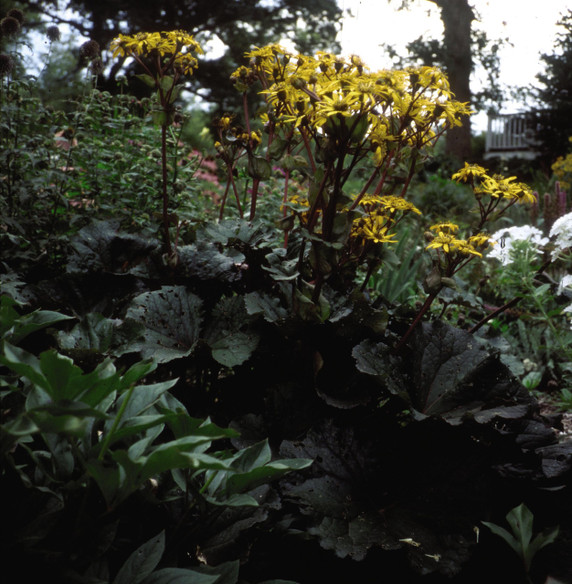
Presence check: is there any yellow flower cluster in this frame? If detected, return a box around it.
[232,45,472,164]
[452,162,536,205]
[551,138,572,190]
[110,30,203,76]
[351,194,420,245]
[425,223,493,258]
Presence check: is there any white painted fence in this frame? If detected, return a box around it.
[484,113,539,160]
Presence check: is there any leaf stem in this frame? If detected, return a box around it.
[98,383,136,461]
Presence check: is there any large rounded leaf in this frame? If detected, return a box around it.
[126,286,203,363]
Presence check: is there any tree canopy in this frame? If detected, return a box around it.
[386,0,505,161]
[534,9,572,165]
[9,0,343,111]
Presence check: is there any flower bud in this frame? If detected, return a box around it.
[80,40,100,60]
[46,25,61,42]
[6,8,24,23]
[1,16,20,36]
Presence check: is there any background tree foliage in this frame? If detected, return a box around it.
[387,0,505,161]
[533,9,572,166]
[8,0,343,111]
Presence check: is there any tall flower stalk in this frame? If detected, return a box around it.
[110,31,202,257]
[218,47,474,308]
[217,46,537,344]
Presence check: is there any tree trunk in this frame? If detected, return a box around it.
[428,0,474,161]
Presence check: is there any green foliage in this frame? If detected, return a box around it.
[0,298,311,580]
[476,237,572,392]
[482,503,559,575]
[0,76,219,273]
[366,224,426,305]
[534,9,572,163]
[13,0,342,112]
[1,23,571,584]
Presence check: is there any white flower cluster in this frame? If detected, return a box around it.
[549,212,572,261]
[558,274,572,330]
[488,225,549,266]
[487,216,571,328]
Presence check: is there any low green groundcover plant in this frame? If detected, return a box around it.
[1,24,571,584]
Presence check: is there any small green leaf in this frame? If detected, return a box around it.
[0,297,73,344]
[1,342,47,391]
[210,331,259,367]
[136,73,157,88]
[158,75,175,92]
[140,568,218,584]
[189,560,240,584]
[352,339,390,378]
[247,155,272,180]
[527,526,559,569]
[481,521,520,556]
[113,530,165,584]
[506,503,534,552]
[225,458,313,495]
[244,292,288,323]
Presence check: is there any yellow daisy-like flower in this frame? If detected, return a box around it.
[455,240,482,257]
[514,182,537,205]
[359,216,397,244]
[109,30,202,76]
[478,174,520,199]
[451,162,487,183]
[468,232,494,249]
[429,222,459,233]
[356,193,382,208]
[378,195,422,215]
[425,233,481,256]
[467,172,536,205]
[425,232,461,254]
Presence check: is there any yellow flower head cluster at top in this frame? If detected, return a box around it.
[426,223,494,258]
[351,194,421,245]
[110,30,203,76]
[452,162,536,205]
[551,138,572,190]
[231,44,472,165]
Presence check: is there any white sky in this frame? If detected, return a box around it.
[337,0,570,131]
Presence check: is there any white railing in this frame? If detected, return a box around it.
[485,113,539,159]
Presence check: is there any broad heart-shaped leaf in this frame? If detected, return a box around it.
[209,331,259,368]
[244,291,288,323]
[198,218,274,248]
[126,286,203,363]
[280,419,478,575]
[57,313,146,357]
[204,295,259,367]
[393,321,533,422]
[177,241,243,283]
[113,530,165,584]
[67,219,160,274]
[352,339,392,378]
[409,321,490,415]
